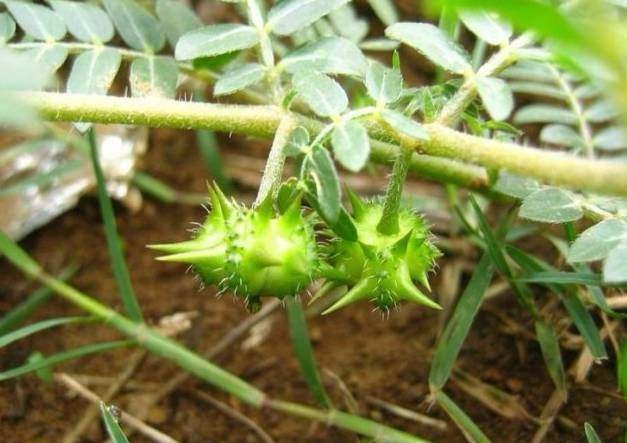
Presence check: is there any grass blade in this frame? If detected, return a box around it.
[584,422,603,443]
[0,340,133,381]
[197,129,233,193]
[87,128,143,322]
[534,320,566,392]
[519,271,604,286]
[429,253,494,390]
[561,291,607,360]
[132,171,207,205]
[285,297,331,408]
[100,402,131,443]
[618,339,627,400]
[0,265,77,335]
[434,390,491,443]
[0,316,90,348]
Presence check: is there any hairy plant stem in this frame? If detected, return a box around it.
[377,144,413,235]
[17,92,627,196]
[254,115,296,205]
[0,233,427,443]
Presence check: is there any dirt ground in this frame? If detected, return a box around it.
[0,127,625,443]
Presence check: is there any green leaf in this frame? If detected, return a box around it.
[102,0,165,52]
[429,254,494,390]
[603,241,627,284]
[501,60,554,83]
[385,22,471,74]
[534,320,566,392]
[155,0,202,47]
[359,38,400,51]
[585,99,619,123]
[130,56,178,98]
[366,0,398,26]
[459,9,512,45]
[0,12,16,43]
[87,129,143,322]
[280,37,367,77]
[0,340,133,381]
[509,81,567,100]
[492,171,540,199]
[67,48,121,96]
[23,44,69,77]
[292,71,348,117]
[519,271,602,287]
[267,0,349,36]
[513,104,577,125]
[0,229,42,277]
[434,391,491,443]
[331,120,370,172]
[27,352,53,382]
[519,188,583,223]
[214,63,265,97]
[175,24,258,61]
[540,124,583,148]
[0,316,87,348]
[476,76,514,121]
[101,403,130,443]
[567,219,627,263]
[6,1,66,41]
[562,290,607,360]
[284,126,310,157]
[380,109,428,140]
[285,297,331,408]
[327,5,369,43]
[49,0,114,43]
[364,61,402,104]
[583,423,603,443]
[618,339,627,400]
[308,146,341,222]
[593,126,627,151]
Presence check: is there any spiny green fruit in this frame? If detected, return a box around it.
[322,190,441,314]
[149,185,318,310]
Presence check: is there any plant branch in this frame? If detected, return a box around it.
[17,92,627,196]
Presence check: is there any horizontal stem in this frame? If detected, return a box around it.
[17,92,627,195]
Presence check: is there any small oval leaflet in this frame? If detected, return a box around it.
[267,0,349,36]
[156,0,202,47]
[540,124,583,148]
[292,71,348,117]
[568,219,627,263]
[130,56,178,98]
[476,76,514,121]
[459,10,512,46]
[50,0,114,43]
[307,146,341,222]
[214,63,266,97]
[280,37,367,77]
[103,0,165,52]
[519,188,583,223]
[380,109,428,140]
[386,22,471,74]
[331,120,370,172]
[6,1,67,41]
[0,12,16,43]
[365,62,402,104]
[175,24,259,61]
[603,241,627,284]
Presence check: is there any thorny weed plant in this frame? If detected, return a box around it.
[0,0,626,441]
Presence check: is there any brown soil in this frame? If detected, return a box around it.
[0,129,625,443]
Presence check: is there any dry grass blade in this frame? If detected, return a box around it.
[365,396,448,431]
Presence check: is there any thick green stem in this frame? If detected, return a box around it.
[254,115,295,205]
[16,92,627,196]
[377,145,413,235]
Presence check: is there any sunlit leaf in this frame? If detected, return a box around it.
[602,241,627,284]
[513,104,577,125]
[292,71,348,117]
[331,120,370,172]
[359,38,400,51]
[6,1,66,41]
[520,188,583,223]
[380,109,428,140]
[156,0,202,47]
[175,24,258,61]
[366,0,398,26]
[459,9,512,45]
[23,45,69,78]
[267,0,349,36]
[593,126,627,151]
[214,63,265,97]
[386,22,471,74]
[50,0,114,43]
[67,48,121,96]
[284,126,310,157]
[567,219,627,263]
[0,12,16,43]
[103,0,165,52]
[476,76,514,121]
[280,37,367,77]
[365,61,402,104]
[585,99,619,123]
[130,56,178,98]
[540,124,582,148]
[509,81,567,100]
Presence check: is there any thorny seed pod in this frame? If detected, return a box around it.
[149,185,318,310]
[321,189,441,314]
